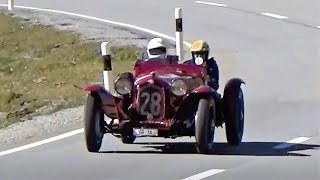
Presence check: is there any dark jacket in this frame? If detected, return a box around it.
[206,57,219,91]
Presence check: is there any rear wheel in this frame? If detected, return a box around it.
[224,87,244,146]
[84,93,105,152]
[195,98,215,154]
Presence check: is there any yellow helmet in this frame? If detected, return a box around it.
[190,40,210,53]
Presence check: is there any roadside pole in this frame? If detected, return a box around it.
[100,42,112,92]
[175,8,184,61]
[8,0,14,11]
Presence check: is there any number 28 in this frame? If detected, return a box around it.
[140,92,161,116]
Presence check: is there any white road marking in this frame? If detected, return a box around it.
[0,3,193,156]
[261,12,288,19]
[0,4,191,47]
[194,2,320,29]
[195,1,227,7]
[182,169,226,180]
[0,129,84,157]
[273,137,311,149]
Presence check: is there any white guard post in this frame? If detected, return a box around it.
[175,8,184,61]
[8,0,14,11]
[100,42,112,92]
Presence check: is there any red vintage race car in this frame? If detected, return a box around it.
[83,54,245,154]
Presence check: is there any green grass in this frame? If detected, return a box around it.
[0,12,141,128]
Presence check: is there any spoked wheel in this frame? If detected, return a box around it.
[84,93,105,152]
[195,98,215,154]
[224,87,245,146]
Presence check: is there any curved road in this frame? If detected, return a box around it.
[0,0,319,179]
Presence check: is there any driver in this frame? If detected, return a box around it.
[146,37,167,59]
[189,40,220,92]
[134,37,168,68]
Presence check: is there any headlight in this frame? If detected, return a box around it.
[171,79,187,96]
[114,77,133,95]
[193,77,205,88]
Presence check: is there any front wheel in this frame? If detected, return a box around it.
[195,98,215,154]
[224,87,245,146]
[84,93,105,152]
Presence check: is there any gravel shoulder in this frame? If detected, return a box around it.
[0,8,177,150]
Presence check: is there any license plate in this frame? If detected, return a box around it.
[133,128,158,137]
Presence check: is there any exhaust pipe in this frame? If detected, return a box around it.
[175,8,184,61]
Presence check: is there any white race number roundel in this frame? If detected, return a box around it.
[195,57,204,65]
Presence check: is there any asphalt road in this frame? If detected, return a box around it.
[0,0,319,179]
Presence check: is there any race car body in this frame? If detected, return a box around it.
[83,55,245,154]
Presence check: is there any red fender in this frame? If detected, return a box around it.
[192,85,214,94]
[173,85,214,122]
[84,84,104,93]
[84,84,122,120]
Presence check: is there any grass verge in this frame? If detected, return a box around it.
[0,12,141,128]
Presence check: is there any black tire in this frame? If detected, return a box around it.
[84,93,105,152]
[121,128,136,144]
[224,87,244,146]
[195,98,215,154]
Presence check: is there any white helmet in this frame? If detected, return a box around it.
[147,38,167,59]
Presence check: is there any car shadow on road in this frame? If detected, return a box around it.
[99,142,320,156]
